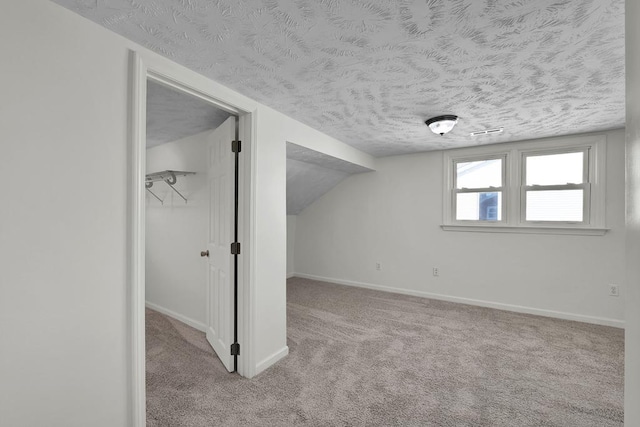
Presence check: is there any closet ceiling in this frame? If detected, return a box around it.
[147,81,232,147]
[54,0,625,157]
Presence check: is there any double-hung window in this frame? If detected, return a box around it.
[522,148,589,224]
[443,134,606,234]
[454,156,505,222]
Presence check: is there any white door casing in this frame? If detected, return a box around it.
[132,52,256,426]
[205,116,236,372]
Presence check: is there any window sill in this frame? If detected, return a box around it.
[440,224,608,236]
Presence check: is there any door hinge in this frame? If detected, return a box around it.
[231,342,240,356]
[231,242,241,255]
[232,140,242,153]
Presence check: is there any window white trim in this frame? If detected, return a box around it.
[442,134,608,235]
[520,146,590,225]
[440,225,608,236]
[451,154,507,224]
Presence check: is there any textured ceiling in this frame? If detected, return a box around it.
[147,80,232,147]
[286,143,372,214]
[55,0,625,157]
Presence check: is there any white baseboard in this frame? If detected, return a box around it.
[292,273,625,329]
[286,272,295,279]
[255,346,289,376]
[145,301,207,332]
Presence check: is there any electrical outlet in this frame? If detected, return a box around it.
[433,267,439,277]
[375,262,381,271]
[609,284,619,297]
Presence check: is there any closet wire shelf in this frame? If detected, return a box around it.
[145,170,195,205]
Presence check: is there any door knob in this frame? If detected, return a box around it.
[200,250,209,257]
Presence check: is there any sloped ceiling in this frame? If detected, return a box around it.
[147,80,232,147]
[287,159,350,215]
[54,0,625,156]
[147,79,368,214]
[287,143,372,214]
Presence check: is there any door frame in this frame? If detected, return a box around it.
[128,50,257,427]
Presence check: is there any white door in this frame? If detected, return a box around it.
[205,116,236,372]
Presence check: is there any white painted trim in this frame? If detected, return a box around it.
[128,51,147,427]
[441,225,609,235]
[145,301,207,332]
[140,51,258,114]
[442,132,609,232]
[255,346,289,376]
[286,272,295,279]
[147,72,240,116]
[129,49,258,425]
[237,111,257,379]
[292,273,625,329]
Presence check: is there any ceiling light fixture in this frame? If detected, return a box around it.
[425,115,458,136]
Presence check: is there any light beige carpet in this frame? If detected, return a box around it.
[146,277,624,426]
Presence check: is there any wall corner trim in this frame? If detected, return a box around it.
[293,273,625,329]
[255,346,289,376]
[145,301,207,333]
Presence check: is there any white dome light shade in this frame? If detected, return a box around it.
[425,115,459,136]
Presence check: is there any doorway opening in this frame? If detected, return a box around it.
[145,77,240,364]
[144,79,240,419]
[129,51,255,427]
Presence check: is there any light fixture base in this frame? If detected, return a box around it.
[425,115,459,136]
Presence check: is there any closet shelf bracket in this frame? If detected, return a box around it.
[145,170,196,204]
[145,185,164,205]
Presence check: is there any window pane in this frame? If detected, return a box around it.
[456,192,502,221]
[456,159,502,189]
[526,190,583,222]
[526,152,583,185]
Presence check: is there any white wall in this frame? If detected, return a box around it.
[0,1,371,424]
[0,2,130,426]
[145,131,210,330]
[294,130,626,327]
[287,216,297,277]
[625,0,640,422]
